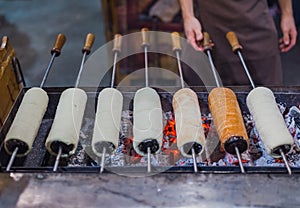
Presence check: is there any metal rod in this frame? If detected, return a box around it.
[110,52,118,88]
[206,46,246,173]
[74,52,87,88]
[6,147,18,171]
[147,146,151,173]
[143,40,151,173]
[174,41,198,173]
[40,53,56,88]
[206,50,220,88]
[53,146,62,172]
[144,46,149,88]
[237,51,256,89]
[191,147,198,173]
[175,50,185,89]
[279,148,292,175]
[235,146,245,174]
[236,49,291,175]
[100,147,106,174]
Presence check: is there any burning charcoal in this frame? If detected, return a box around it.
[5,85,300,173]
[201,116,212,137]
[248,144,263,161]
[68,143,86,166]
[223,152,250,166]
[289,106,300,128]
[224,153,237,166]
[162,117,177,147]
[278,102,287,114]
[160,95,173,112]
[249,127,260,144]
[119,135,143,164]
[156,154,171,166]
[244,114,255,135]
[162,149,180,165]
[255,141,276,164]
[204,124,226,163]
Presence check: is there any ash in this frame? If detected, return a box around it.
[68,118,95,166]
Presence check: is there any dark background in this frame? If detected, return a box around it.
[0,0,299,87]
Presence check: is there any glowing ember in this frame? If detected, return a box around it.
[163,118,176,144]
[120,136,142,163]
[202,116,211,137]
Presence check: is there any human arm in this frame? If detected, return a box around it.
[179,0,204,51]
[278,0,297,52]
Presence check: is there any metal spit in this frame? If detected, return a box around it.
[203,32,246,174]
[171,32,199,173]
[99,34,123,173]
[142,28,153,173]
[53,33,95,171]
[6,33,66,171]
[226,31,292,175]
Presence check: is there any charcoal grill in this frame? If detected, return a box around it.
[0,86,300,174]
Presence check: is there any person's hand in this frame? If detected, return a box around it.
[183,16,204,51]
[279,14,297,52]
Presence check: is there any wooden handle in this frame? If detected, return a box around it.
[226,31,242,52]
[1,36,8,49]
[203,32,212,50]
[171,32,181,52]
[141,28,150,47]
[51,33,66,56]
[82,33,95,54]
[112,34,122,53]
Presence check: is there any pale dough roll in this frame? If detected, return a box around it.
[4,87,48,156]
[208,87,249,150]
[133,87,163,156]
[92,88,123,157]
[45,88,87,157]
[173,88,205,158]
[246,87,294,157]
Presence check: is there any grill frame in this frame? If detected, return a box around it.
[0,86,300,174]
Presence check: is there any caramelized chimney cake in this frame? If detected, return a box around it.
[173,88,205,158]
[45,88,87,157]
[247,87,294,157]
[133,87,163,156]
[92,88,123,156]
[208,87,249,154]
